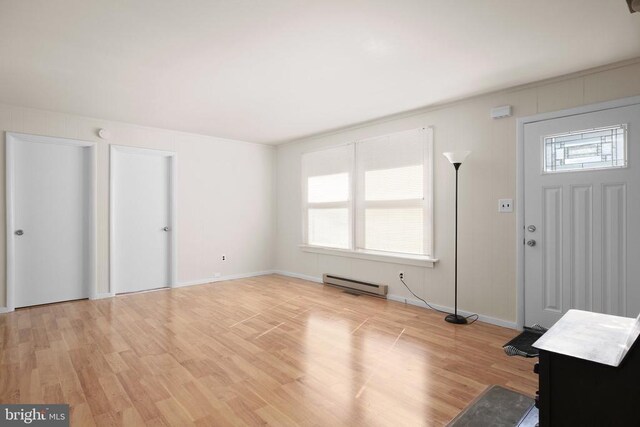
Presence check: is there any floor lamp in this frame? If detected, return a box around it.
[443,151,471,324]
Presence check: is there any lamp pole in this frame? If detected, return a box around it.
[443,151,470,325]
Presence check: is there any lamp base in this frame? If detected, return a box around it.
[445,314,468,324]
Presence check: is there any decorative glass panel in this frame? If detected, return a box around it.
[543,125,627,173]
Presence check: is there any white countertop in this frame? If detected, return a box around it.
[533,309,640,367]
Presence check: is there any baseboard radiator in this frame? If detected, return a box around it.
[322,274,388,298]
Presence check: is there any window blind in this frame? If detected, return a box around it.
[301,145,354,249]
[301,127,433,257]
[355,128,431,255]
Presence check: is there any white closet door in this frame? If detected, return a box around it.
[112,147,174,294]
[11,134,92,308]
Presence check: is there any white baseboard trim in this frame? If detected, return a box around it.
[92,270,278,300]
[272,270,323,284]
[175,270,276,288]
[387,294,517,329]
[273,270,517,329]
[0,271,277,311]
[90,292,116,300]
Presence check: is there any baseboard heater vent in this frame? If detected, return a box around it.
[323,274,388,298]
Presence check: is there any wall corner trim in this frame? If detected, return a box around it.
[175,270,277,288]
[272,270,323,284]
[90,293,117,300]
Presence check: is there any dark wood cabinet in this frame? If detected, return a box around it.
[534,310,640,426]
[538,342,640,426]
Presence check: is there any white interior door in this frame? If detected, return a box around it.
[9,134,94,308]
[112,147,174,293]
[524,104,640,327]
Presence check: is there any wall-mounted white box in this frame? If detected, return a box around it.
[491,105,513,119]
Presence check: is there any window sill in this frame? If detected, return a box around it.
[298,245,438,268]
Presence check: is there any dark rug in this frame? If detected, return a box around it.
[503,325,547,357]
[447,385,535,427]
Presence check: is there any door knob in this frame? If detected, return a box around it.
[527,239,536,247]
[163,226,170,232]
[15,229,23,236]
[527,225,536,232]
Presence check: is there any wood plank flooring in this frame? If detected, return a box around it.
[0,274,537,426]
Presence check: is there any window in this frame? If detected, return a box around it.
[302,145,353,249]
[543,124,627,173]
[301,128,433,258]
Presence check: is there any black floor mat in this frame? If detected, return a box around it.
[503,326,547,358]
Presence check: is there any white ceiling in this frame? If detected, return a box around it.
[1,1,639,144]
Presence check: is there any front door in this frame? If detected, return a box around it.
[524,103,640,327]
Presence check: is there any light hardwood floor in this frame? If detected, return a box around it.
[0,274,536,426]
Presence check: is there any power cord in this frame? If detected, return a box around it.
[400,277,479,325]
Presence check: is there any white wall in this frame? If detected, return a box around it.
[0,104,276,307]
[275,59,640,327]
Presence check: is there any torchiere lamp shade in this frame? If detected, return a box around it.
[443,151,471,165]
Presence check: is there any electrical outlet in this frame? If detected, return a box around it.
[498,199,513,213]
[214,272,221,278]
[222,255,226,261]
[399,271,405,280]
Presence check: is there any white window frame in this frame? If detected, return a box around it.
[300,127,437,267]
[301,144,355,250]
